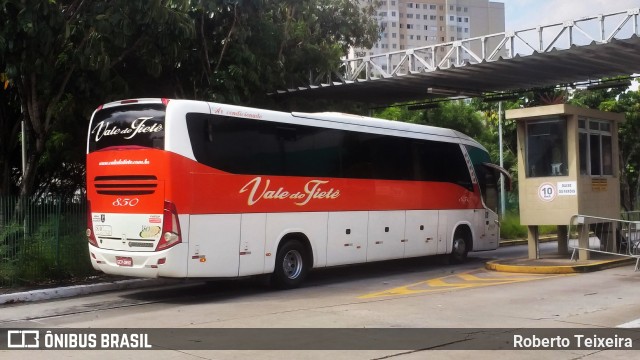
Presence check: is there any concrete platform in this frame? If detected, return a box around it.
[486,239,638,274]
[485,255,636,274]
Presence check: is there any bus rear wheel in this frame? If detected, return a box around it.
[271,239,309,289]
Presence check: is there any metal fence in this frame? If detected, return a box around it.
[0,196,95,287]
[567,214,640,271]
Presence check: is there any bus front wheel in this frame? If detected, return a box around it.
[450,236,469,263]
[272,239,309,289]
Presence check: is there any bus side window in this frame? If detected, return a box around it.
[341,132,373,179]
[413,141,472,191]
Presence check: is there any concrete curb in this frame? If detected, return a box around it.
[0,279,171,305]
[485,257,635,274]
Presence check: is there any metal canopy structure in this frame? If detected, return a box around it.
[274,8,640,106]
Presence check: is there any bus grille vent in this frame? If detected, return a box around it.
[94,175,158,195]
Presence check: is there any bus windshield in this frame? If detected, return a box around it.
[88,103,165,152]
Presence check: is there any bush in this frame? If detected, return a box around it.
[500,213,528,239]
[500,212,557,239]
[1,197,94,287]
[16,215,93,284]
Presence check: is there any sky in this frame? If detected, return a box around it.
[502,0,640,89]
[504,0,640,31]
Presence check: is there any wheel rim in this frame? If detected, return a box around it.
[282,249,303,279]
[452,238,466,257]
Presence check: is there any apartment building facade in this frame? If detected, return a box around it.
[356,0,505,73]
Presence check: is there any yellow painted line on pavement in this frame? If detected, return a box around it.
[456,272,546,282]
[359,269,573,299]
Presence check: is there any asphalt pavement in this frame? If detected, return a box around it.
[0,239,636,305]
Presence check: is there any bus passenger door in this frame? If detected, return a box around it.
[404,210,439,257]
[486,210,500,249]
[475,163,510,250]
[474,209,497,251]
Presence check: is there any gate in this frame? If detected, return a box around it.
[568,214,640,271]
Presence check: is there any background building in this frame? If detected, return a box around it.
[356,0,505,74]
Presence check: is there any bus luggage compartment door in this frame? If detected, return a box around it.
[404,210,439,257]
[366,211,406,262]
[188,214,241,277]
[326,211,368,266]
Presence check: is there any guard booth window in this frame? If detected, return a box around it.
[579,118,613,176]
[525,118,567,177]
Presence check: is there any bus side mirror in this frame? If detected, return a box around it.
[482,163,512,192]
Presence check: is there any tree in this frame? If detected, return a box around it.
[0,0,194,198]
[375,101,486,138]
[175,0,380,105]
[472,98,521,210]
[615,90,640,211]
[0,73,20,196]
[0,0,381,198]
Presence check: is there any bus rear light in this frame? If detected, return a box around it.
[157,201,182,251]
[87,201,99,247]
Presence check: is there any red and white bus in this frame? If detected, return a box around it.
[86,98,509,288]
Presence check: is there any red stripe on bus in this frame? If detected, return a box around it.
[87,150,482,214]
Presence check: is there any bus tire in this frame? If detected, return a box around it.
[271,239,309,289]
[450,235,469,264]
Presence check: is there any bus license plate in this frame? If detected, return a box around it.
[95,225,112,236]
[116,256,133,267]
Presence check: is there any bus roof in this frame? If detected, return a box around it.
[93,99,487,152]
[291,111,486,151]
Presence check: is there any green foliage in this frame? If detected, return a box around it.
[374,101,485,137]
[0,222,22,283]
[500,212,557,240]
[14,215,91,283]
[0,0,381,197]
[1,197,91,286]
[499,213,528,239]
[182,0,380,104]
[0,0,197,197]
[471,98,520,202]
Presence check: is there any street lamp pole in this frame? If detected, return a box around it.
[498,101,506,218]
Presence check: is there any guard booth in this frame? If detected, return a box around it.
[506,104,625,260]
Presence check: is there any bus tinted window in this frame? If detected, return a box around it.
[414,141,473,189]
[88,104,165,152]
[187,113,343,178]
[186,113,471,189]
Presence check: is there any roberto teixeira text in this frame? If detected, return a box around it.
[513,334,633,349]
